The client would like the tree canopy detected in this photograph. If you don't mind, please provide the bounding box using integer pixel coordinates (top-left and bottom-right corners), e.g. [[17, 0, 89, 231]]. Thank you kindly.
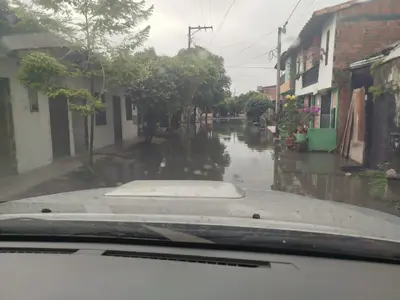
[[15, 0, 153, 163]]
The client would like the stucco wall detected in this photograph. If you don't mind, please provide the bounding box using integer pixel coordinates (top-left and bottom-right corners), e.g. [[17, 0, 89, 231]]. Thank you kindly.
[[89, 81, 138, 150], [0, 58, 53, 173], [90, 79, 114, 149], [121, 95, 138, 141]]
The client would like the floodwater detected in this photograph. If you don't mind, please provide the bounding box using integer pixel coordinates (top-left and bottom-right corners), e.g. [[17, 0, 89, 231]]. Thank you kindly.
[[17, 119, 400, 216]]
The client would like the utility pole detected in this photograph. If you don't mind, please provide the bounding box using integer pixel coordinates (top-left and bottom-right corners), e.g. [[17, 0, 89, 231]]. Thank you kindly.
[[188, 25, 213, 48], [275, 24, 286, 133], [186, 25, 213, 124]]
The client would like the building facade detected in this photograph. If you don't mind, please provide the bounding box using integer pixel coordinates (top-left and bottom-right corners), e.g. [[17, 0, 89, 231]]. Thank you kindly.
[[0, 40, 138, 177], [278, 0, 400, 151]]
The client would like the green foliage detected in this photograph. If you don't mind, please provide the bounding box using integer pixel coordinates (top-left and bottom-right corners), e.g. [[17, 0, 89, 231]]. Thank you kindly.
[[370, 59, 383, 76], [242, 91, 273, 121], [191, 47, 231, 112], [278, 95, 320, 133], [368, 85, 383, 100], [108, 46, 230, 117], [17, 52, 101, 116], [15, 0, 153, 53], [17, 52, 68, 90]]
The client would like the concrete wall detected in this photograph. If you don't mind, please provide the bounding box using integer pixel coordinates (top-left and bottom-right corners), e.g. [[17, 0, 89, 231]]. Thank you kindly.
[[295, 14, 337, 96], [121, 95, 138, 141], [0, 58, 53, 174], [318, 14, 336, 91], [89, 81, 138, 150], [5, 68, 137, 174]]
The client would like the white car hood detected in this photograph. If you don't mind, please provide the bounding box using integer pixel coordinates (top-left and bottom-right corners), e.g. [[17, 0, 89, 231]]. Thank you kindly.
[[1, 180, 400, 242]]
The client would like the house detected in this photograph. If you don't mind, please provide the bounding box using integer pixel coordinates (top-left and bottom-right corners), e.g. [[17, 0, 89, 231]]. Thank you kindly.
[[257, 85, 277, 100], [348, 41, 400, 168], [0, 33, 138, 178], [278, 0, 400, 151]]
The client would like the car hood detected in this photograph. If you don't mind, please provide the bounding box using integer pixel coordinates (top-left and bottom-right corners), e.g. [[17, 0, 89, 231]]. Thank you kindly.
[[1, 180, 400, 242]]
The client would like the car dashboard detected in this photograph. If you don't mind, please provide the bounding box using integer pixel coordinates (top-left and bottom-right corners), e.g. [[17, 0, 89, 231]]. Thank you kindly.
[[0, 241, 399, 300]]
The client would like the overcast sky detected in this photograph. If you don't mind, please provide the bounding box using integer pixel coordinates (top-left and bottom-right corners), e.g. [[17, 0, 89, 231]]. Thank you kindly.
[[141, 0, 347, 94]]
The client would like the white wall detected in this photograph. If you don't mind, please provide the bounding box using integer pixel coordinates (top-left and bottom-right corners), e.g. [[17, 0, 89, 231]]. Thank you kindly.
[[90, 79, 114, 149], [295, 14, 337, 97], [90, 81, 138, 150], [318, 14, 336, 90], [64, 77, 90, 156], [120, 94, 138, 141], [66, 78, 138, 151], [0, 58, 53, 173]]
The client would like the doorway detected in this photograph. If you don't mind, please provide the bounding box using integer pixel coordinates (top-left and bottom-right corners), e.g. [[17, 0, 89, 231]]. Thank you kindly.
[[320, 92, 332, 128], [113, 96, 123, 144], [0, 78, 17, 177], [49, 97, 71, 158]]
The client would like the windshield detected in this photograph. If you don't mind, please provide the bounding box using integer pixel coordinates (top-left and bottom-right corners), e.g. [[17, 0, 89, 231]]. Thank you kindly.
[[0, 0, 400, 256]]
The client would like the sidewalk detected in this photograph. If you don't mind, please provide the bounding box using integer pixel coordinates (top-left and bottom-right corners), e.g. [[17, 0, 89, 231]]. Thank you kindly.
[[0, 137, 143, 202]]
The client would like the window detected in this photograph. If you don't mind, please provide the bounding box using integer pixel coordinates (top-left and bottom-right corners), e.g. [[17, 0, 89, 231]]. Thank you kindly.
[[325, 30, 330, 66], [125, 96, 133, 120], [28, 87, 39, 112], [95, 93, 107, 126], [296, 57, 300, 73]]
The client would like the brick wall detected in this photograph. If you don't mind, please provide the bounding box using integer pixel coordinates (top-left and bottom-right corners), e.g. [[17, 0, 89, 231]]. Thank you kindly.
[[334, 0, 400, 70], [334, 0, 400, 142], [260, 86, 277, 100]]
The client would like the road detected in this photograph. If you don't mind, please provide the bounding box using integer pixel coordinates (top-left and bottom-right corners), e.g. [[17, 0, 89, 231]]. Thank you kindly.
[[15, 119, 400, 216]]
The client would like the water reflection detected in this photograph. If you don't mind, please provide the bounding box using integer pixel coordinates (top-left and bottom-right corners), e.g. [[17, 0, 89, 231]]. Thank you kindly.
[[134, 124, 231, 181], [15, 119, 400, 216]]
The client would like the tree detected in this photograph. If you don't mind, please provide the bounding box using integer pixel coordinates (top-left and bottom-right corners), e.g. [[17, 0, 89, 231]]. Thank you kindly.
[[191, 47, 231, 121], [243, 91, 273, 122], [15, 0, 153, 164], [116, 48, 183, 142], [173, 47, 213, 123]]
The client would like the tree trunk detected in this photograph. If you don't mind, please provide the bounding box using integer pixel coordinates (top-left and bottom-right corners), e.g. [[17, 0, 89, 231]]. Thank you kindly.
[[192, 106, 197, 123], [205, 109, 208, 124], [89, 77, 95, 165]]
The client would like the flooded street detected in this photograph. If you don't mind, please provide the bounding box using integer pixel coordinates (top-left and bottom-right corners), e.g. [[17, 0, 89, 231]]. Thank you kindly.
[[16, 119, 400, 216]]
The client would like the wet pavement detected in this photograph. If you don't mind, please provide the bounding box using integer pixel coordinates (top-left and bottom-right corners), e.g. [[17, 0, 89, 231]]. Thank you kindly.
[[13, 119, 400, 216]]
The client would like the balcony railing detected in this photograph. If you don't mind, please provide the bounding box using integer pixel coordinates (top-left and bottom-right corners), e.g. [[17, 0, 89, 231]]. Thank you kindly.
[[302, 64, 319, 88]]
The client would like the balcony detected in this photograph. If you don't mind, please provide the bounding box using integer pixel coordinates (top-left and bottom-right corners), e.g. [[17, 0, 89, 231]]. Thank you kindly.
[[302, 64, 319, 88]]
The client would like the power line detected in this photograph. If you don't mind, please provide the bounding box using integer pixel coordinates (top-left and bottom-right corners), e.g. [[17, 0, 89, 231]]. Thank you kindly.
[[199, 0, 205, 24], [226, 66, 276, 69], [217, 30, 274, 50], [208, 0, 237, 46], [284, 0, 304, 26], [290, 0, 316, 30], [235, 30, 275, 54], [252, 47, 276, 60], [248, 0, 306, 60]]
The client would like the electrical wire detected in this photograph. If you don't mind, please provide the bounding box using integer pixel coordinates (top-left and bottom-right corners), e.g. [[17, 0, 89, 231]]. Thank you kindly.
[[289, 0, 316, 30], [284, 0, 304, 26], [208, 0, 237, 46], [226, 66, 276, 69], [239, 0, 306, 61], [199, 0, 205, 24], [235, 30, 275, 54]]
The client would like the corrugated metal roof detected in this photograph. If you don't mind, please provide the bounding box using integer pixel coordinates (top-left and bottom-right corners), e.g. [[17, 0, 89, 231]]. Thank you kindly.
[[349, 40, 400, 68], [1, 32, 69, 52], [383, 44, 400, 64]]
